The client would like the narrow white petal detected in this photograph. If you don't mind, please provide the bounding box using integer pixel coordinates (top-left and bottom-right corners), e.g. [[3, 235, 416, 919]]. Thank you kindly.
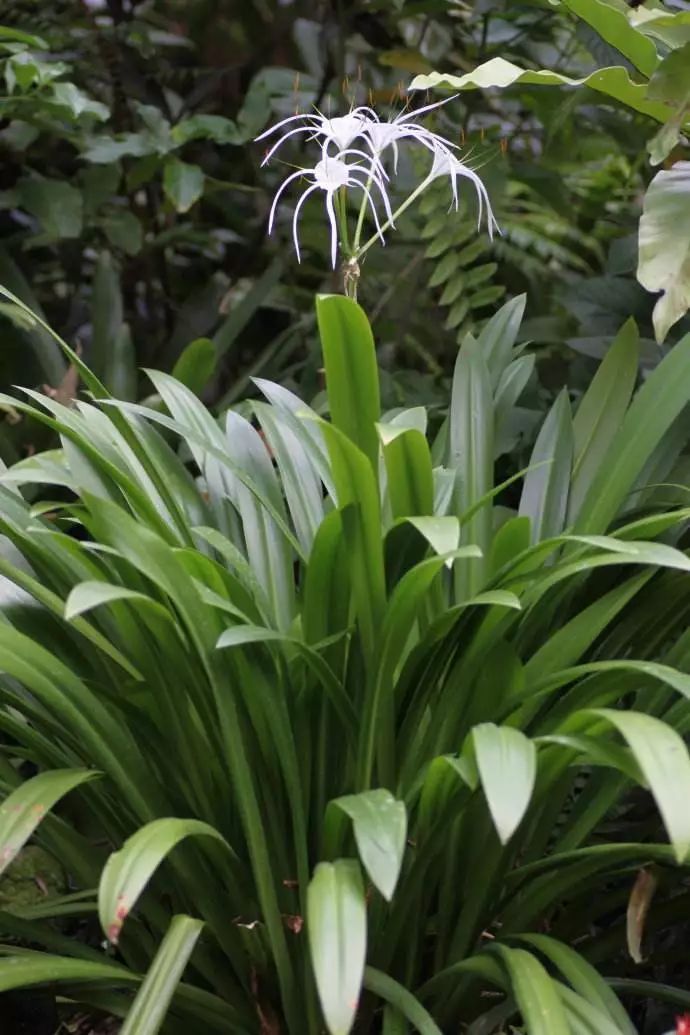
[[255, 112, 318, 141], [291, 183, 319, 262], [268, 168, 309, 234], [397, 94, 459, 122], [261, 125, 318, 165], [352, 180, 386, 245], [324, 189, 339, 268]]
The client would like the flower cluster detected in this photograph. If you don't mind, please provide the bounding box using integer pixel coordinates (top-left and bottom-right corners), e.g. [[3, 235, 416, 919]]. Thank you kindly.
[[257, 98, 498, 270]]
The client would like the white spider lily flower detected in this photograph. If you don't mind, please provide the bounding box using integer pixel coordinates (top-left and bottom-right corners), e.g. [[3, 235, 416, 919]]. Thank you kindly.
[[362, 95, 460, 170], [268, 153, 393, 268], [429, 150, 499, 239], [256, 108, 374, 166]]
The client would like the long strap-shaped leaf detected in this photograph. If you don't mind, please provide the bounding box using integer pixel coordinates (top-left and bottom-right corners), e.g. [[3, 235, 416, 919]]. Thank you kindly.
[[120, 915, 204, 1035], [0, 769, 100, 877]]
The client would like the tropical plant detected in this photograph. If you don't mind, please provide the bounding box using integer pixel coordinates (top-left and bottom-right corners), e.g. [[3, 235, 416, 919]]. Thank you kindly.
[[0, 286, 688, 1032]]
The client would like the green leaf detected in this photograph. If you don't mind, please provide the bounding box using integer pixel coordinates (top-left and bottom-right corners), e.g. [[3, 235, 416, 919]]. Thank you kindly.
[[100, 210, 143, 256], [18, 178, 83, 240], [569, 319, 639, 523], [91, 251, 123, 385], [99, 818, 228, 944], [472, 724, 537, 844], [519, 389, 572, 543], [172, 338, 216, 397], [163, 159, 205, 214], [363, 968, 443, 1035], [589, 709, 690, 863], [410, 58, 673, 123], [331, 790, 407, 901], [637, 162, 690, 343], [495, 946, 570, 1035], [647, 41, 690, 105], [379, 425, 434, 520], [514, 934, 636, 1035], [51, 82, 109, 121], [171, 114, 242, 146], [307, 860, 366, 1035], [317, 295, 381, 475], [0, 770, 100, 876], [560, 0, 660, 76], [575, 330, 690, 532], [120, 915, 204, 1035], [450, 336, 493, 595], [477, 294, 526, 390], [64, 581, 169, 622]]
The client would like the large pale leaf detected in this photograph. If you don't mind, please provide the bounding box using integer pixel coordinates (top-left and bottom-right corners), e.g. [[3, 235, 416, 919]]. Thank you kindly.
[[472, 724, 537, 844], [410, 58, 673, 122], [307, 859, 366, 1035], [638, 162, 690, 342], [332, 790, 407, 901], [519, 389, 572, 543]]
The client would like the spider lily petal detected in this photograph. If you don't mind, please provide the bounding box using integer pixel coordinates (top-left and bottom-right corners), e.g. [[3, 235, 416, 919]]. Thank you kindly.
[[267, 155, 390, 268], [429, 151, 499, 238]]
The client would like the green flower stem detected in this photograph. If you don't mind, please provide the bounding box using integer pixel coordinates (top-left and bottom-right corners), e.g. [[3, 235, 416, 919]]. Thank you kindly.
[[352, 169, 376, 254], [355, 172, 434, 261], [336, 186, 351, 258]]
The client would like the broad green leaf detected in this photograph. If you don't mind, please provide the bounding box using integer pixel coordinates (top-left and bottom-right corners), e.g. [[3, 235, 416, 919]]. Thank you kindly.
[[171, 114, 242, 146], [556, 982, 628, 1035], [308, 859, 366, 1035], [172, 338, 216, 397], [647, 41, 690, 105], [519, 389, 572, 543], [450, 336, 493, 595], [91, 251, 124, 385], [18, 177, 83, 240], [472, 724, 537, 844], [100, 210, 143, 256], [569, 319, 639, 523], [574, 330, 690, 532], [410, 59, 673, 123], [317, 295, 381, 474], [319, 422, 386, 661], [332, 790, 407, 901], [494, 946, 570, 1035], [254, 400, 324, 553], [64, 581, 171, 622], [477, 294, 526, 389], [99, 818, 228, 944], [163, 159, 204, 213], [560, 0, 660, 76], [515, 934, 636, 1035], [0, 951, 242, 1028], [379, 424, 434, 519], [405, 516, 461, 560], [0, 770, 100, 876], [51, 82, 109, 121], [637, 162, 690, 343], [590, 709, 690, 862], [363, 967, 443, 1035], [120, 915, 204, 1035]]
